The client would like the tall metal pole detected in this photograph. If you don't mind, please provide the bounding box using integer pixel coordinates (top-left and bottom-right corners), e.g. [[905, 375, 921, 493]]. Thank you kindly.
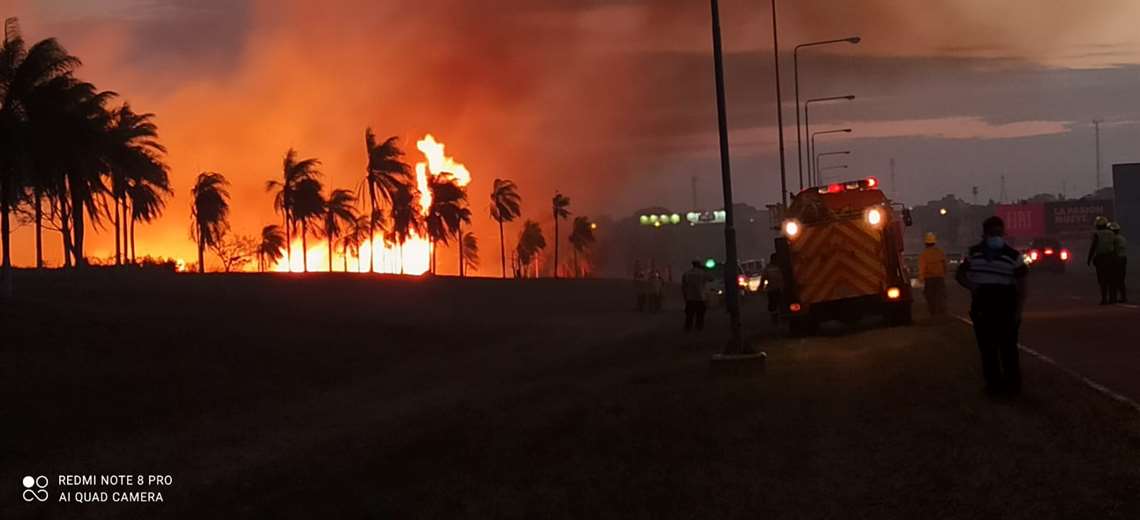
[[794, 49, 803, 193], [772, 0, 788, 207], [1094, 119, 1102, 191], [709, 0, 745, 352]]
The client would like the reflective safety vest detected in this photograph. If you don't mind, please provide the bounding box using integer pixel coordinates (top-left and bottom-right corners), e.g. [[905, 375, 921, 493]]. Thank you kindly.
[[959, 243, 1027, 287], [919, 247, 946, 279]]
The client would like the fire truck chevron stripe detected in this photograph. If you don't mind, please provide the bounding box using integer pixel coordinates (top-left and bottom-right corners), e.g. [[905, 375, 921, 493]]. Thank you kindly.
[[791, 219, 886, 304]]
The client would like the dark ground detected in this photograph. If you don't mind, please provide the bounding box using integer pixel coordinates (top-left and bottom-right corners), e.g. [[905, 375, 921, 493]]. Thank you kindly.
[[3, 269, 1140, 519]]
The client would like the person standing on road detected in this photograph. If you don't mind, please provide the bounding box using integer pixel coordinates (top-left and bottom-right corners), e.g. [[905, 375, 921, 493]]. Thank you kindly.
[[1088, 216, 1118, 305], [919, 232, 948, 316], [956, 216, 1028, 395], [762, 253, 785, 325], [682, 260, 710, 331], [1110, 222, 1128, 303]]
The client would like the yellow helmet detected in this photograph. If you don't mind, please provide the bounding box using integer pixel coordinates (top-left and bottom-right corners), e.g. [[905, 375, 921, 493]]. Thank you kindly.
[[924, 232, 937, 245], [1095, 216, 1109, 227], [1108, 222, 1121, 232]]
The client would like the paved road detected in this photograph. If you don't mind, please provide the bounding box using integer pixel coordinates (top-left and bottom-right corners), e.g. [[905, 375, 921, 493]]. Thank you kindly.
[[947, 264, 1140, 402]]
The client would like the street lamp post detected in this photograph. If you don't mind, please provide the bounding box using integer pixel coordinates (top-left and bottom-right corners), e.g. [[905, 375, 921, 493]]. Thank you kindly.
[[814, 150, 851, 182], [794, 36, 860, 192], [810, 128, 852, 185], [770, 0, 788, 207], [804, 96, 854, 186], [708, 0, 747, 354]]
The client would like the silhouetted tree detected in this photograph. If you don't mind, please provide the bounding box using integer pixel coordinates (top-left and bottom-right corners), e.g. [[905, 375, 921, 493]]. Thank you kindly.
[[426, 173, 471, 274], [516, 219, 546, 278], [1, 18, 81, 281], [291, 177, 325, 272], [106, 103, 168, 265], [568, 216, 596, 277], [489, 178, 521, 278], [190, 172, 230, 273], [211, 234, 255, 273], [340, 215, 370, 272], [551, 192, 571, 277], [127, 179, 169, 264], [461, 231, 478, 277], [362, 128, 411, 272], [389, 182, 423, 274], [321, 188, 357, 271], [257, 224, 286, 272], [267, 149, 320, 271]]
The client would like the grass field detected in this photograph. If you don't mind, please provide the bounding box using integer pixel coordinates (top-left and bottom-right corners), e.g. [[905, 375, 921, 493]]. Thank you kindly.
[[4, 269, 1140, 519]]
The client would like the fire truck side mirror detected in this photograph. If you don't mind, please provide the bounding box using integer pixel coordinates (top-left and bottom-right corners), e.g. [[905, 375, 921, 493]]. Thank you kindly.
[[902, 207, 914, 227]]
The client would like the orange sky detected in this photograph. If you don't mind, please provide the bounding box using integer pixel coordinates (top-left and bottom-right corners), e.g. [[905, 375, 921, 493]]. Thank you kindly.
[[8, 0, 1140, 270]]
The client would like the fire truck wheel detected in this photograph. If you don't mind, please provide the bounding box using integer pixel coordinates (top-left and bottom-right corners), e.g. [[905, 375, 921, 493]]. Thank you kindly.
[[887, 302, 913, 326], [789, 316, 817, 337]]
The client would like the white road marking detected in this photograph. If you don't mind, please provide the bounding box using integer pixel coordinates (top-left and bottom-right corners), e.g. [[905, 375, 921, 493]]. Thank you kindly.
[[1115, 303, 1139, 309], [953, 315, 1140, 414]]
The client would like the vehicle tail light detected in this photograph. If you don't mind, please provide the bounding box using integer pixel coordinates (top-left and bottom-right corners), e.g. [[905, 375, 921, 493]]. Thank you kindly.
[[1029, 250, 1039, 261], [1060, 249, 1070, 261], [886, 287, 901, 300], [789, 303, 802, 313], [738, 275, 747, 287], [1044, 248, 1054, 255]]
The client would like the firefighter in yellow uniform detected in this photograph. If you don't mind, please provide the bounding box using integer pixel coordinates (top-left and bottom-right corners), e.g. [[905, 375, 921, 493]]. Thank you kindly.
[[1088, 216, 1117, 304], [919, 232, 948, 315]]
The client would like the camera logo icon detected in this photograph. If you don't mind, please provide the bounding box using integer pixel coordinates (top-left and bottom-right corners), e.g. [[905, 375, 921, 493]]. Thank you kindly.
[[22, 475, 49, 502]]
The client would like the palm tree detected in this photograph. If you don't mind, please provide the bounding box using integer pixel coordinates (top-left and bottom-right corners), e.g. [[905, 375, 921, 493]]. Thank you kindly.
[[568, 216, 596, 278], [321, 188, 357, 271], [105, 103, 168, 265], [516, 220, 546, 278], [389, 182, 423, 274], [362, 128, 411, 272], [190, 172, 230, 273], [489, 178, 521, 278], [460, 231, 478, 277], [551, 192, 571, 278], [425, 173, 471, 274], [291, 177, 325, 272], [1, 19, 81, 277], [127, 180, 169, 263], [339, 215, 370, 272], [266, 149, 320, 271], [257, 224, 287, 272]]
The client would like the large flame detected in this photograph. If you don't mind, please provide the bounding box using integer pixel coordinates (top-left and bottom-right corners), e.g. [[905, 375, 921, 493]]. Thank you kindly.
[[273, 134, 470, 274]]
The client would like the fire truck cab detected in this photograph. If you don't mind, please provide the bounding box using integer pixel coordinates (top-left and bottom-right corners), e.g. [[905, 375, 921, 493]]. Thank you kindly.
[[775, 177, 913, 335]]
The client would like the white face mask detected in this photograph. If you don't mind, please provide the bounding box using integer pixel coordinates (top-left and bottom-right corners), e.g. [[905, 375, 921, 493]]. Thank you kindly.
[[985, 236, 1005, 249]]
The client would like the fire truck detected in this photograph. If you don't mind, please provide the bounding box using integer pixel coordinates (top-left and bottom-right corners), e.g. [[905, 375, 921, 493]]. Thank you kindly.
[[774, 177, 914, 335]]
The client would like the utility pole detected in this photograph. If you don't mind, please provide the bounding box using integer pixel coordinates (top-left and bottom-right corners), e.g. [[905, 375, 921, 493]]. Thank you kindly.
[[1061, 179, 1068, 200], [770, 0, 788, 208], [999, 174, 1008, 203], [1093, 119, 1103, 191], [971, 185, 979, 205]]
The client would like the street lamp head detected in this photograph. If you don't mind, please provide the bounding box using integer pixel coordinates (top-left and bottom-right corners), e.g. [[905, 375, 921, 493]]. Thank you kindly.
[[847, 36, 862, 44], [841, 128, 852, 133], [844, 95, 855, 100]]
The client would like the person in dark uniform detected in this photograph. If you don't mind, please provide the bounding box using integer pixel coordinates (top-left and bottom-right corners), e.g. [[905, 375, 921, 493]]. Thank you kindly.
[[681, 260, 710, 331], [1088, 216, 1117, 304], [956, 216, 1029, 395]]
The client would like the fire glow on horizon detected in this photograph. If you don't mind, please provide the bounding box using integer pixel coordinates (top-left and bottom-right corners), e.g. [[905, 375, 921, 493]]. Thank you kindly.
[[272, 134, 471, 275]]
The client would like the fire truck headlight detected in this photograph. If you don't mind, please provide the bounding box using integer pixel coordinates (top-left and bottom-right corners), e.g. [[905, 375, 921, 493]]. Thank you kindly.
[[866, 208, 883, 226], [783, 220, 801, 238], [886, 287, 901, 300]]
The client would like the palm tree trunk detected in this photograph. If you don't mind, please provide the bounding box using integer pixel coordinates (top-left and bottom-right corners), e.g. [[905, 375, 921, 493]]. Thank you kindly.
[[0, 175, 11, 292], [33, 187, 44, 267], [554, 217, 559, 279], [499, 220, 506, 279], [457, 226, 463, 277], [197, 232, 205, 274], [301, 221, 309, 272], [59, 197, 73, 268], [70, 186, 86, 269], [431, 241, 436, 275], [328, 232, 334, 272], [342, 243, 349, 272], [283, 212, 291, 272], [114, 196, 121, 266], [130, 213, 137, 264], [368, 184, 377, 273]]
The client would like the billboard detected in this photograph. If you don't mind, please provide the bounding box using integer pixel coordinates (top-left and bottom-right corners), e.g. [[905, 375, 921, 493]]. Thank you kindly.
[[1045, 199, 1115, 236], [995, 204, 1045, 238], [1114, 163, 1140, 239]]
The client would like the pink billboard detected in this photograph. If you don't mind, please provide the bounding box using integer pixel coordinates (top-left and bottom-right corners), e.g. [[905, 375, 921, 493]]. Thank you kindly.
[[995, 204, 1046, 238]]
